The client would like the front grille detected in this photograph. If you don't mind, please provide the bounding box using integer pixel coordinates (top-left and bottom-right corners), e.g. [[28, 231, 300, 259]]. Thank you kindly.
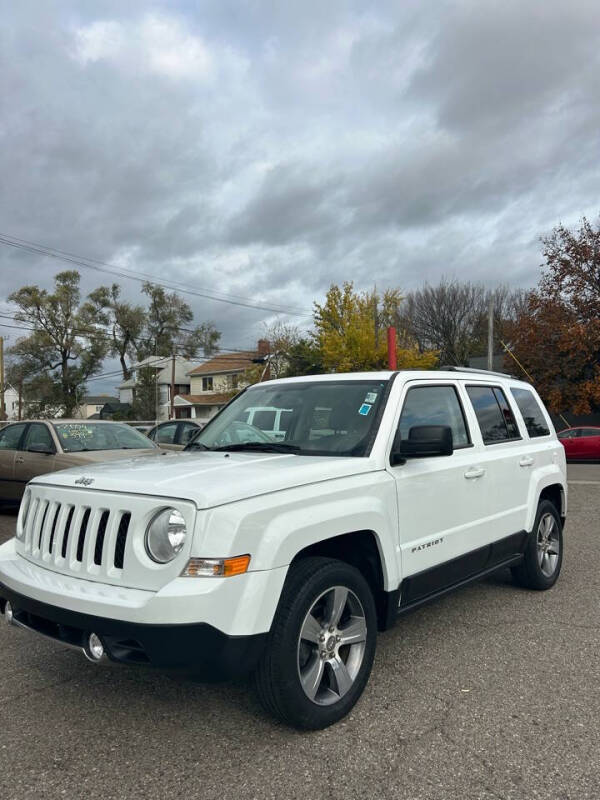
[[16, 485, 194, 591], [22, 499, 132, 577]]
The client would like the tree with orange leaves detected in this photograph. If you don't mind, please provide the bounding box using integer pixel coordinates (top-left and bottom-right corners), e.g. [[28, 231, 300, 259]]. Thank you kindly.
[[507, 217, 600, 415]]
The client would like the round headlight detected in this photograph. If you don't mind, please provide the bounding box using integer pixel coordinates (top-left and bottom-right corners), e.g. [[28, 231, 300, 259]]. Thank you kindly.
[[145, 508, 187, 564]]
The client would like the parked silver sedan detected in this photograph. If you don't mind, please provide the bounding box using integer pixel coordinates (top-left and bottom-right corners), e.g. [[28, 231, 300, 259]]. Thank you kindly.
[[0, 420, 164, 502]]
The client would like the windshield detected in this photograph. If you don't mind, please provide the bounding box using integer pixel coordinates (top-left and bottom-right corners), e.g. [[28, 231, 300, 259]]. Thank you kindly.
[[53, 422, 157, 453], [186, 380, 389, 457]]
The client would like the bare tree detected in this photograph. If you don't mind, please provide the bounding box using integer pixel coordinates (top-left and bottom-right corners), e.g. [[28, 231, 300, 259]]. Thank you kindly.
[[260, 320, 303, 379], [401, 279, 527, 365]]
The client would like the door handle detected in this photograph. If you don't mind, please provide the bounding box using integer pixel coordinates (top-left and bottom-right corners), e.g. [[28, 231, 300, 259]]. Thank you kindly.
[[15, 457, 24, 463], [519, 456, 534, 467], [464, 467, 485, 479]]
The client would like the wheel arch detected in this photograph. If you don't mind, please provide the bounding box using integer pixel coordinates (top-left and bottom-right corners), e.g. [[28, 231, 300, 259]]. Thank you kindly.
[[539, 483, 566, 521], [290, 530, 398, 631]]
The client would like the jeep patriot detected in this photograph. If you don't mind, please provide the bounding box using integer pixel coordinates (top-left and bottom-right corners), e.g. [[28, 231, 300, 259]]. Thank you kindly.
[[0, 369, 566, 729]]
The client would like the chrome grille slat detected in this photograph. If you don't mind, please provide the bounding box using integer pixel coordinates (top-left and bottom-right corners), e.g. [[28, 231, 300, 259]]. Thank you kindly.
[[31, 499, 48, 557], [59, 505, 75, 562], [48, 503, 61, 555], [66, 506, 86, 567], [24, 497, 40, 553], [39, 501, 57, 560], [50, 504, 69, 564], [102, 511, 121, 576], [81, 508, 101, 571]]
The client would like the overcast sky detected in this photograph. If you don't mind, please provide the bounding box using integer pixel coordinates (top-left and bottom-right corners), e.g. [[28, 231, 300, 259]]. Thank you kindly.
[[2, 1, 600, 392]]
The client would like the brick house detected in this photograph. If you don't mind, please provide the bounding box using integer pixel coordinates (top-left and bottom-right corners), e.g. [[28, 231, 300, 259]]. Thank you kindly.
[[173, 340, 270, 421]]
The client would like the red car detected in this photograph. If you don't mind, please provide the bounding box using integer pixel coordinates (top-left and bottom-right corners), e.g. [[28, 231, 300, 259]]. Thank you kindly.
[[557, 426, 600, 461]]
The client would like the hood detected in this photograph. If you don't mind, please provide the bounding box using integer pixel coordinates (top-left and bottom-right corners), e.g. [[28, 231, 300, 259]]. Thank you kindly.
[[57, 448, 163, 467], [31, 450, 377, 509]]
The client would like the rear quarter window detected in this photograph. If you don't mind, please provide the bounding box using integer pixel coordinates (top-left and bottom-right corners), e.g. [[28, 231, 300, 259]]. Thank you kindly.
[[510, 388, 551, 437]]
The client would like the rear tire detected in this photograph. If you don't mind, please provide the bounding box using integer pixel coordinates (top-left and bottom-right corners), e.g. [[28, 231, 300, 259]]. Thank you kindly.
[[254, 556, 377, 730], [512, 500, 563, 590]]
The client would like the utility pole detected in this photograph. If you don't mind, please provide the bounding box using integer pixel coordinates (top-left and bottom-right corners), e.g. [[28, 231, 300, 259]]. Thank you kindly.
[[487, 296, 494, 371], [18, 379, 23, 421], [170, 350, 176, 420], [0, 337, 5, 421], [155, 358, 160, 424]]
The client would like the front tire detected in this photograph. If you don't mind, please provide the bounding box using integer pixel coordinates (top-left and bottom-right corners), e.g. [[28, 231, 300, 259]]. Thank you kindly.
[[512, 500, 563, 590], [254, 557, 377, 730]]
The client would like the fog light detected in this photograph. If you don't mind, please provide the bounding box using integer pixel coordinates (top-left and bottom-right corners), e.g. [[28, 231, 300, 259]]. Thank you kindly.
[[4, 601, 13, 625], [84, 632, 105, 662]]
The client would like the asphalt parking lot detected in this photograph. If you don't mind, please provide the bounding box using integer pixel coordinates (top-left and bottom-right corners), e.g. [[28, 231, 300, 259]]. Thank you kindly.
[[0, 465, 599, 800]]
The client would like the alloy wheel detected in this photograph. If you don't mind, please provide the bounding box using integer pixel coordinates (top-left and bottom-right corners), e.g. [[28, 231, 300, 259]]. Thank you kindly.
[[297, 585, 367, 706], [537, 512, 560, 578]]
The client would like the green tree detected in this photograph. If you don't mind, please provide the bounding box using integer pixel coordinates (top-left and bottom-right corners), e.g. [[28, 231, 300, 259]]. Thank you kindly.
[[131, 365, 158, 420], [283, 338, 325, 377], [9, 271, 108, 416], [85, 284, 146, 380], [138, 283, 220, 359], [314, 282, 438, 372]]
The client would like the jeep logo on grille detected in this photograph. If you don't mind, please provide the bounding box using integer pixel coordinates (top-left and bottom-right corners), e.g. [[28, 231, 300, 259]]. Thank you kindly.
[[74, 477, 94, 486]]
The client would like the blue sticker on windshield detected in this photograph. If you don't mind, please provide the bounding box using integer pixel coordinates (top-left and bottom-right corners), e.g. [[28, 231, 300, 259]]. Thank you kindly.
[[358, 403, 372, 416]]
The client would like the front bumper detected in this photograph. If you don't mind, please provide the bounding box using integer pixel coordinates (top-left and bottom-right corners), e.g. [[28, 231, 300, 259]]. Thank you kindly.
[[0, 539, 288, 678], [0, 583, 267, 679]]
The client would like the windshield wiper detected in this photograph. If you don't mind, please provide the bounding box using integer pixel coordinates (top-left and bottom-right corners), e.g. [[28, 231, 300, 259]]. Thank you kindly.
[[211, 442, 301, 454]]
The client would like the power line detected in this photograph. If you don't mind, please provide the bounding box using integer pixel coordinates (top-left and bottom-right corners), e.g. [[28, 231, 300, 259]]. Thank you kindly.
[[0, 232, 312, 317], [0, 312, 261, 355]]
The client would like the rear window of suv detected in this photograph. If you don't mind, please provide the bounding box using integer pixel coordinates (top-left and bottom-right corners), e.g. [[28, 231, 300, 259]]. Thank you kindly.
[[510, 388, 550, 437], [466, 386, 520, 444]]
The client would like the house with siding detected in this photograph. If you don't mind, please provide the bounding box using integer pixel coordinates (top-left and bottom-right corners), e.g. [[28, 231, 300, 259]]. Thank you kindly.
[[117, 355, 195, 421], [76, 395, 119, 419], [173, 340, 269, 421]]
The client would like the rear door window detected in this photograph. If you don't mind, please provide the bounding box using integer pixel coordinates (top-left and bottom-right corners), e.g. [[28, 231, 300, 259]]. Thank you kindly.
[[510, 388, 550, 437], [398, 385, 470, 448], [23, 423, 55, 452], [466, 386, 520, 444], [0, 423, 27, 450]]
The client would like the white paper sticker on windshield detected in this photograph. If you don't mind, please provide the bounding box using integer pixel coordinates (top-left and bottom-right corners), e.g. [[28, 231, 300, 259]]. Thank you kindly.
[[59, 424, 94, 440], [365, 392, 378, 404]]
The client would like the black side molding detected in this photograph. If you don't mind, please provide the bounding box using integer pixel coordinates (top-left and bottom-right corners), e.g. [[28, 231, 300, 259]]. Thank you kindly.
[[397, 530, 527, 616]]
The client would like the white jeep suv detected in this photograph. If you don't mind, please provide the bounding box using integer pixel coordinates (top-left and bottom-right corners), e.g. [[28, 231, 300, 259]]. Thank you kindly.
[[0, 369, 566, 729]]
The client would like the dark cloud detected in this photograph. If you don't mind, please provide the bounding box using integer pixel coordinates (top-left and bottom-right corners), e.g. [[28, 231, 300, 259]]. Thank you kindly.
[[1, 0, 600, 395]]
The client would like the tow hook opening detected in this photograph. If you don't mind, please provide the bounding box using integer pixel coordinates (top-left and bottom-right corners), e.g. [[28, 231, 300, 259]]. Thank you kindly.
[[83, 632, 105, 663]]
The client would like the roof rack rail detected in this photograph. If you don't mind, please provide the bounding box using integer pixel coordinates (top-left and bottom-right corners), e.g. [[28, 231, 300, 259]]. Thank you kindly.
[[440, 365, 518, 379]]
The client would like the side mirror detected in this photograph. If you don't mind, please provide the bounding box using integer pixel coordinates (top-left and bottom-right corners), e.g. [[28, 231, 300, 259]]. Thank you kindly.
[[391, 425, 453, 464], [28, 443, 54, 455]]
